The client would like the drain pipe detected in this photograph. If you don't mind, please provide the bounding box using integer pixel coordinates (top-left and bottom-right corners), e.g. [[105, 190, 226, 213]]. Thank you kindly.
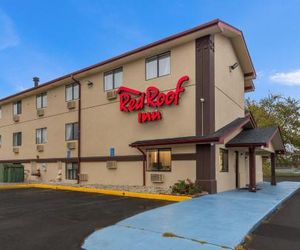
[[71, 75, 81, 184], [137, 147, 146, 186]]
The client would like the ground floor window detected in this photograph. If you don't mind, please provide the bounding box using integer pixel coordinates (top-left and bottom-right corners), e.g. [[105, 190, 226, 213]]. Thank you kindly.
[[146, 148, 171, 171], [219, 148, 229, 172], [65, 163, 78, 180]]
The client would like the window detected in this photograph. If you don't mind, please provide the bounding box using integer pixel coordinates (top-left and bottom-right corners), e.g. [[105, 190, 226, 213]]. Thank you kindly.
[[13, 101, 22, 115], [36, 128, 47, 144], [13, 132, 22, 147], [65, 123, 79, 141], [219, 148, 229, 172], [104, 67, 123, 91], [0, 106, 2, 119], [146, 52, 170, 80], [0, 135, 2, 147], [146, 148, 171, 171], [65, 83, 79, 102], [36, 92, 48, 109], [66, 163, 78, 180]]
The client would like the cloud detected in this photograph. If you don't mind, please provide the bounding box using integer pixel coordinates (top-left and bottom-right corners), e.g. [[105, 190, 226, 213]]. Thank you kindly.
[[270, 69, 300, 86], [0, 9, 20, 50]]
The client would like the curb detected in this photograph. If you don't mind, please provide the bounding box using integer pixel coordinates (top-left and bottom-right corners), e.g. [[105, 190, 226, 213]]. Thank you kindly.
[[0, 183, 191, 202]]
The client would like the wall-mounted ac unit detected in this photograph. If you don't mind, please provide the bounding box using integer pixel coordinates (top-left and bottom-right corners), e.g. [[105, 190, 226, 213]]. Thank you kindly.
[[106, 161, 117, 169], [67, 142, 76, 150], [151, 174, 165, 183], [79, 173, 88, 181], [13, 115, 20, 122], [13, 147, 19, 154], [36, 145, 44, 152], [37, 109, 45, 117], [67, 101, 76, 109], [106, 90, 117, 100]]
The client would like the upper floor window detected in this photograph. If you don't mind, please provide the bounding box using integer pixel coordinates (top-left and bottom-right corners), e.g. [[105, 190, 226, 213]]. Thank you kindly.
[[219, 148, 229, 172], [104, 67, 123, 91], [36, 92, 48, 109], [146, 148, 171, 172], [36, 128, 48, 144], [0, 106, 2, 119], [13, 132, 22, 147], [146, 52, 170, 80], [66, 83, 79, 102], [13, 101, 22, 115], [65, 122, 79, 141]]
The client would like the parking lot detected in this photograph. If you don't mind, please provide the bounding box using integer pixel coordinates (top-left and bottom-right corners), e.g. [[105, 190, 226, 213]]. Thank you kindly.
[[246, 188, 300, 250], [0, 188, 171, 250]]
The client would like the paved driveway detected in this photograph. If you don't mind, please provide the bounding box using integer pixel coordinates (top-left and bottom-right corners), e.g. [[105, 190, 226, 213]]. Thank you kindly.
[[0, 188, 171, 250], [83, 182, 300, 250], [246, 188, 300, 250]]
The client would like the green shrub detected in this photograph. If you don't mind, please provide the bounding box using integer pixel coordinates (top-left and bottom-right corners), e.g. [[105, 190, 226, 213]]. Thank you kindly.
[[171, 179, 202, 195]]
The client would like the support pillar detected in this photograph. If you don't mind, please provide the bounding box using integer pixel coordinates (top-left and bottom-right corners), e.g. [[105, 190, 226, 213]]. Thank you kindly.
[[249, 147, 256, 192], [270, 153, 276, 186]]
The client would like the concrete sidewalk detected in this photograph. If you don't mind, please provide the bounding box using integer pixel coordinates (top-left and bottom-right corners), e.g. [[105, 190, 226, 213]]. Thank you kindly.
[[83, 182, 300, 250]]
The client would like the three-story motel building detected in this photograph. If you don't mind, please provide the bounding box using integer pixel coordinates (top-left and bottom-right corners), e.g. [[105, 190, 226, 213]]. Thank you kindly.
[[0, 19, 284, 193]]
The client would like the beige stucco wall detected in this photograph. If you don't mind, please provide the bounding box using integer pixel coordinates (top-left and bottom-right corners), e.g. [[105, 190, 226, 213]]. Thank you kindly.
[[214, 34, 245, 130], [0, 40, 196, 188]]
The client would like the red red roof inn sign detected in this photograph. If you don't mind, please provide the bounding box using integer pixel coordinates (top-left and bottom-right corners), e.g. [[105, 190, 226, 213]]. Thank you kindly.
[[117, 76, 189, 123]]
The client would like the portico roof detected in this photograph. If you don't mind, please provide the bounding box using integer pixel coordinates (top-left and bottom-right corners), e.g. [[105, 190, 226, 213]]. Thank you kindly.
[[130, 115, 254, 147], [226, 127, 285, 153]]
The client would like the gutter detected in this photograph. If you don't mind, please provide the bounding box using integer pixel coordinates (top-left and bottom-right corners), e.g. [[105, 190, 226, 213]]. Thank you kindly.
[[71, 75, 81, 184]]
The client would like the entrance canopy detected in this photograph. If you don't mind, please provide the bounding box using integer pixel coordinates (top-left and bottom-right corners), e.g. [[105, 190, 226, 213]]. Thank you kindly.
[[226, 127, 285, 154]]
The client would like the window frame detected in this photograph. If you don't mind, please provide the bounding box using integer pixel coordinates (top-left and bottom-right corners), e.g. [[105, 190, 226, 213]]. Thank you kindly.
[[36, 127, 48, 144], [65, 162, 78, 180], [65, 122, 79, 141], [146, 148, 172, 172], [219, 148, 229, 172], [145, 52, 171, 80], [65, 83, 79, 102], [103, 67, 123, 91], [13, 132, 22, 147], [36, 92, 48, 109], [13, 101, 22, 115]]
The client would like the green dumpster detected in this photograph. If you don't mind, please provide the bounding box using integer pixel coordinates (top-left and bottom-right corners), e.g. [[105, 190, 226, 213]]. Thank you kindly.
[[0, 164, 24, 183]]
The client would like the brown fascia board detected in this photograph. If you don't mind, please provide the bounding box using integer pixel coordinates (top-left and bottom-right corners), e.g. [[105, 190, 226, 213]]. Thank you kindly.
[[0, 19, 255, 104], [226, 142, 267, 148], [130, 137, 220, 148]]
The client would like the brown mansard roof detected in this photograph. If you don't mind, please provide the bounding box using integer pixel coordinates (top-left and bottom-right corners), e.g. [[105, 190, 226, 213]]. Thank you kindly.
[[0, 19, 256, 105], [130, 115, 254, 147]]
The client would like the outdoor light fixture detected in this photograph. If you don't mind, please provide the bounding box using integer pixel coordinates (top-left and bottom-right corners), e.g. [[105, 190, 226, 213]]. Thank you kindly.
[[229, 62, 239, 72], [87, 80, 94, 88]]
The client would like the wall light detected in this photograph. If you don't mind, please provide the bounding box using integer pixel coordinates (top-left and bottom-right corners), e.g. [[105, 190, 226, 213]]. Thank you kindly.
[[87, 80, 94, 88], [229, 62, 239, 72]]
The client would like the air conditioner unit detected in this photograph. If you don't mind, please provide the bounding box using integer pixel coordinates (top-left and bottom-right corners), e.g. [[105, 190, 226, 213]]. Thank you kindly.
[[36, 144, 44, 152], [13, 115, 20, 122], [13, 147, 19, 154], [106, 161, 117, 169], [78, 173, 88, 181], [37, 109, 45, 117], [106, 90, 117, 100], [151, 174, 165, 183], [67, 142, 76, 150], [67, 101, 76, 109]]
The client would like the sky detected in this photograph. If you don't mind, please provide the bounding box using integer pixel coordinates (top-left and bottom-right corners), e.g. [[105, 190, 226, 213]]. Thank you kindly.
[[0, 0, 300, 100]]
